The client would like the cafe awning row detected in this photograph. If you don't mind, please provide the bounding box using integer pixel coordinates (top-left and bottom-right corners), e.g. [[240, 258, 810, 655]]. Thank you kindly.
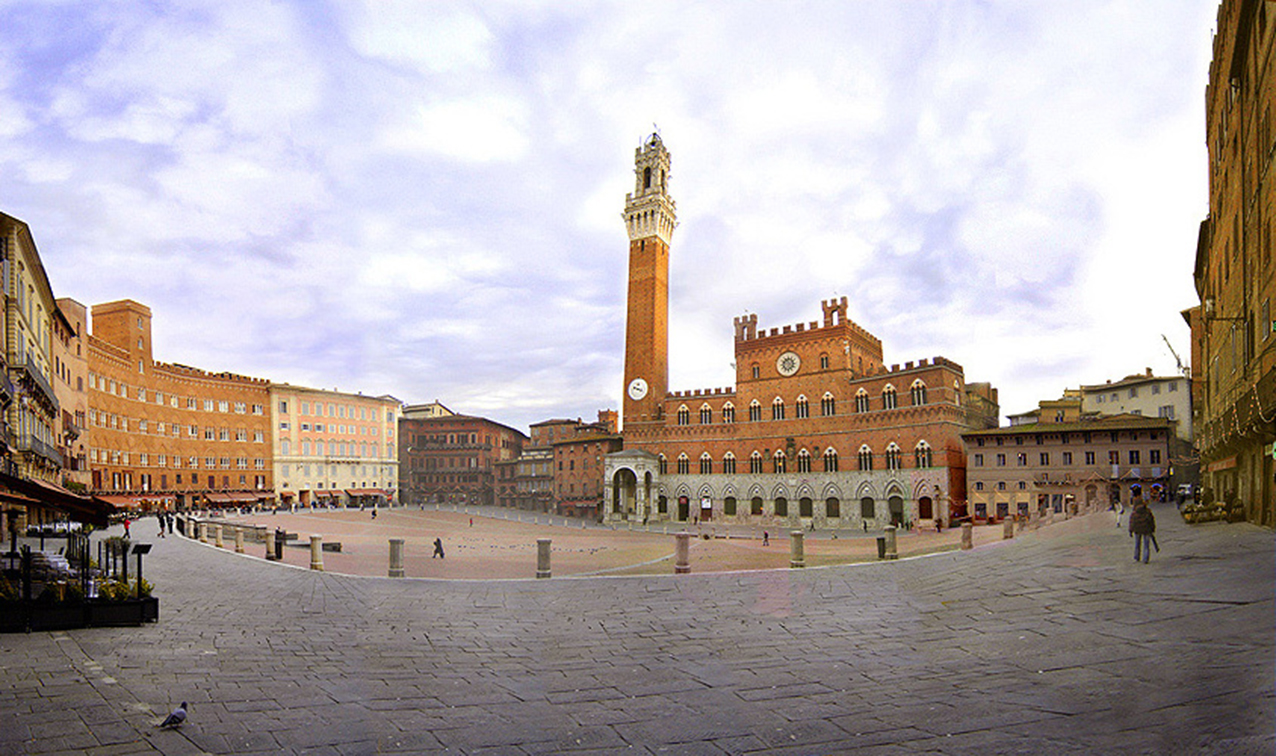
[[205, 492, 268, 504], [345, 489, 388, 497], [96, 495, 142, 509], [0, 470, 114, 527]]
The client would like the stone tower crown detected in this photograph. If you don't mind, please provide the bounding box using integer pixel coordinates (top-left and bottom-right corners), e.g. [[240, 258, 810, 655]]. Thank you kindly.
[[733, 313, 758, 342], [623, 132, 677, 245], [822, 297, 848, 327]]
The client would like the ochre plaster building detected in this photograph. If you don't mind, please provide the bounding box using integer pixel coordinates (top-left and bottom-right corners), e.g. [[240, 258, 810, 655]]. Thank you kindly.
[[270, 385, 401, 508], [53, 297, 89, 491], [604, 135, 996, 528]]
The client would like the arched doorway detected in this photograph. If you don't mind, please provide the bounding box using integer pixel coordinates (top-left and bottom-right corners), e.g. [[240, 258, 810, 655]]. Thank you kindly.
[[826, 497, 840, 518], [888, 495, 904, 525], [799, 497, 813, 518], [611, 469, 636, 514], [677, 495, 689, 521], [918, 496, 933, 520]]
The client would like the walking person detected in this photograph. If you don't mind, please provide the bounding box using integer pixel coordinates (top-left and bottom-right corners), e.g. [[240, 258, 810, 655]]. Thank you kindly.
[[432, 537, 445, 559], [1128, 492, 1156, 564]]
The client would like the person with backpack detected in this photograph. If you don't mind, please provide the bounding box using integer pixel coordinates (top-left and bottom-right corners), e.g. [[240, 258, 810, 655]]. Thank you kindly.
[[1128, 490, 1157, 564]]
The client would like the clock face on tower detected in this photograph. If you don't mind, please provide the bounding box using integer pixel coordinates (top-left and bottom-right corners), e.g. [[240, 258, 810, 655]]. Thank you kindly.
[[776, 351, 801, 377], [627, 377, 649, 400]]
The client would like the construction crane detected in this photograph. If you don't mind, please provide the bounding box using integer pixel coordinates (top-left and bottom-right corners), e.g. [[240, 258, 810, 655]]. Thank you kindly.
[[1162, 334, 1189, 378]]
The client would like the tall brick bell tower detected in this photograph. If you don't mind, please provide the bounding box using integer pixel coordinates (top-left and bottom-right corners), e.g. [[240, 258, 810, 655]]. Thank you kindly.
[[621, 133, 677, 429]]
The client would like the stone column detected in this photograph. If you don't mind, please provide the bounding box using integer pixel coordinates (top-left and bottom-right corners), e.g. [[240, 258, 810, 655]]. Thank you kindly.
[[884, 524, 898, 559], [635, 478, 648, 523], [789, 530, 805, 568], [536, 538, 552, 579], [198, 521, 208, 544], [234, 526, 245, 554], [961, 521, 973, 550], [388, 538, 404, 578], [265, 529, 277, 561], [309, 535, 324, 571], [1003, 519, 1014, 540], [214, 524, 224, 548], [674, 532, 691, 574]]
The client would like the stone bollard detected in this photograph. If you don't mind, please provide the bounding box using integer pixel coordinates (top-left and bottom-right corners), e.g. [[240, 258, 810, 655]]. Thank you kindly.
[[674, 531, 691, 574], [234, 526, 245, 554], [789, 530, 806, 568], [214, 524, 224, 548], [961, 521, 973, 550], [310, 535, 324, 571], [198, 521, 209, 544], [884, 524, 898, 559], [265, 529, 278, 561], [536, 538, 552, 579], [388, 538, 404, 578], [1003, 519, 1014, 540]]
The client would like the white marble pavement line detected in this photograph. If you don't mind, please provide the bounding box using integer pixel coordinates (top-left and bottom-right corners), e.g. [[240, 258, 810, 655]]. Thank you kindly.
[[0, 504, 1271, 755]]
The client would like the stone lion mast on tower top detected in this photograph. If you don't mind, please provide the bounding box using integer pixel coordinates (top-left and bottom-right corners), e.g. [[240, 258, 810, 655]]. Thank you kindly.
[[621, 133, 677, 429]]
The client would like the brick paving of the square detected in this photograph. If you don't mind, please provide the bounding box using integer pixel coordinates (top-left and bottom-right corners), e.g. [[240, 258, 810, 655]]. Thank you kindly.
[[1, 501, 1271, 755]]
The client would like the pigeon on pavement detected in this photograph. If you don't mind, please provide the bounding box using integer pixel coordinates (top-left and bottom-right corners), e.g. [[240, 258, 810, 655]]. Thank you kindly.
[[159, 702, 187, 728]]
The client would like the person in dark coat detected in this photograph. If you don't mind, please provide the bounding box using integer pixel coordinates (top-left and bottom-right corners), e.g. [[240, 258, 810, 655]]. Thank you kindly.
[[1128, 496, 1156, 564], [432, 537, 445, 559]]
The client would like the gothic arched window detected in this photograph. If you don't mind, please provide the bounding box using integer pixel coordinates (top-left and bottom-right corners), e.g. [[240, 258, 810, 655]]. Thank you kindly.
[[886, 443, 902, 470], [882, 385, 898, 410], [915, 441, 933, 469], [911, 380, 927, 406]]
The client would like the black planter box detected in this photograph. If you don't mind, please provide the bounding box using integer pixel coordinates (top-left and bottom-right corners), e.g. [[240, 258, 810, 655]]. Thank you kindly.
[[1, 597, 159, 632]]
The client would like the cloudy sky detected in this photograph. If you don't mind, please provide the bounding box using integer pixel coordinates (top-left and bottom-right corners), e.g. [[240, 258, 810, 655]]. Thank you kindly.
[[1, 1, 1218, 432]]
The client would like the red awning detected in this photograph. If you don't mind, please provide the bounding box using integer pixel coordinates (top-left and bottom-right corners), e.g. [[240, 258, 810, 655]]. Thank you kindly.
[[0, 470, 114, 527], [96, 495, 142, 509], [345, 489, 386, 497], [205, 493, 234, 504]]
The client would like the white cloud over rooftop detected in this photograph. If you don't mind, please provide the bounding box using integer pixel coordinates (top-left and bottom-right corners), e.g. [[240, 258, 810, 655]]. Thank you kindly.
[[0, 0, 1216, 429]]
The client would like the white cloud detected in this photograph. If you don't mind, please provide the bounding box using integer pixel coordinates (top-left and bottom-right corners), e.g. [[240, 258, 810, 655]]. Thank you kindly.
[[382, 96, 529, 163], [0, 0, 1219, 430], [341, 2, 494, 74]]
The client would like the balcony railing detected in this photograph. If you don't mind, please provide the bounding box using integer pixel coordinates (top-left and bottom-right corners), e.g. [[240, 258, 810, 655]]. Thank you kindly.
[[9, 355, 58, 413], [16, 434, 63, 468]]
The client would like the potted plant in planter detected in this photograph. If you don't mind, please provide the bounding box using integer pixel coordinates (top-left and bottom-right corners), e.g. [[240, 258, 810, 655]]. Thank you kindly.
[[85, 578, 158, 626]]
